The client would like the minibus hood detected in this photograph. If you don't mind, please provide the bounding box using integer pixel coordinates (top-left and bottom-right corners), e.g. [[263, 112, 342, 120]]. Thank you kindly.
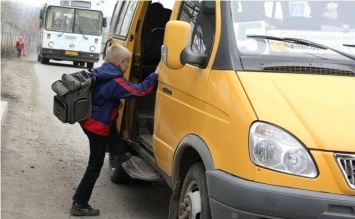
[[238, 72, 355, 152]]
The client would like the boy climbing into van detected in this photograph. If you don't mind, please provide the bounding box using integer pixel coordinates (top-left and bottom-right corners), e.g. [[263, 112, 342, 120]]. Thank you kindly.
[[70, 44, 159, 216]]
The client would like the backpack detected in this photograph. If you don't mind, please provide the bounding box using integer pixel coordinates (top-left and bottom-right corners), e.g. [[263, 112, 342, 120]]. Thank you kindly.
[[51, 70, 96, 124]]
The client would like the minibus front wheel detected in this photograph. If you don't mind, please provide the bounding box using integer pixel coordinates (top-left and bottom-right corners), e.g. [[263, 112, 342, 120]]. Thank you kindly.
[[178, 162, 211, 219]]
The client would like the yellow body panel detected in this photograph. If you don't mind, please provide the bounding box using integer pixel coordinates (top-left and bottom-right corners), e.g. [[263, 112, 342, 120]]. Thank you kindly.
[[107, 1, 355, 203], [152, 1, 355, 196], [238, 72, 355, 151], [253, 151, 355, 195]]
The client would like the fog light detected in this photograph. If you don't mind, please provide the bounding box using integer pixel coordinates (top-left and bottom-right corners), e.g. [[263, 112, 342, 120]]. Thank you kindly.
[[90, 46, 96, 52], [48, 42, 54, 47]]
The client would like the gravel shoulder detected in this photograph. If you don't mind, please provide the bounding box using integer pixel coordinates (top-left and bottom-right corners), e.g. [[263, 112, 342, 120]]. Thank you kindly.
[[1, 57, 87, 218]]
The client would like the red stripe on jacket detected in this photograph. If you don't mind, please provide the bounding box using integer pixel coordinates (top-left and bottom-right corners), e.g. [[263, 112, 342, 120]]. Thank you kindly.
[[80, 118, 111, 136], [114, 77, 155, 96]]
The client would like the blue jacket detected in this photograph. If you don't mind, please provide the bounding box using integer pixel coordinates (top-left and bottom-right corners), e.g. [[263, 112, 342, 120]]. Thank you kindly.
[[80, 62, 158, 136]]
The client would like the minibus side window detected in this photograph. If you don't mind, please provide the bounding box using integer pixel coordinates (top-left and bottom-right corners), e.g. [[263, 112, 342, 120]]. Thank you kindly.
[[179, 1, 216, 60], [110, 1, 123, 32], [113, 1, 138, 40]]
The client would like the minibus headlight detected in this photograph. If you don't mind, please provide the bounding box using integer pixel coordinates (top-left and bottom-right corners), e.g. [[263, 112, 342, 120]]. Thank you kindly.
[[48, 42, 54, 48], [90, 46, 96, 52], [249, 122, 317, 178]]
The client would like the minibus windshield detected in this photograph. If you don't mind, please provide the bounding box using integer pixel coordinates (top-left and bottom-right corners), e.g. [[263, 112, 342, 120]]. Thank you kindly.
[[231, 1, 355, 61]]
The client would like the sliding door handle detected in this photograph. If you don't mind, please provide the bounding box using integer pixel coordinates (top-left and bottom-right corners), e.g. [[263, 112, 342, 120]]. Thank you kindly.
[[162, 86, 172, 95]]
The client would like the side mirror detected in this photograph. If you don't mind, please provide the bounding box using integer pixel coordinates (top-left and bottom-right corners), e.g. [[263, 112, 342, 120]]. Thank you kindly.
[[102, 17, 107, 28], [103, 37, 112, 59], [180, 46, 207, 68], [161, 20, 207, 69], [161, 20, 191, 70], [39, 9, 44, 19]]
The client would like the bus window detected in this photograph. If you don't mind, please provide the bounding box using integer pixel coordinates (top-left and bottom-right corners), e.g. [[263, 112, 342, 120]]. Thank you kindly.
[[75, 10, 103, 36], [46, 7, 74, 32], [46, 7, 73, 31]]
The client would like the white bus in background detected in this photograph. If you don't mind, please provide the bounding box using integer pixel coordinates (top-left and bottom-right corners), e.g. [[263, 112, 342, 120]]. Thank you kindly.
[[38, 0, 107, 68]]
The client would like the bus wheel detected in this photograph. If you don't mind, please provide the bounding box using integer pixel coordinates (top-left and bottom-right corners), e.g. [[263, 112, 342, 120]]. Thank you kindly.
[[41, 57, 49, 64], [87, 62, 94, 69], [37, 55, 41, 62], [108, 152, 132, 184], [178, 163, 211, 219], [79, 62, 85, 66], [73, 61, 79, 66]]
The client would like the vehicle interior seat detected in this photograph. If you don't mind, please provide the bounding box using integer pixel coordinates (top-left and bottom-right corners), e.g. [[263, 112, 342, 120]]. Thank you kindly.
[[140, 2, 171, 77]]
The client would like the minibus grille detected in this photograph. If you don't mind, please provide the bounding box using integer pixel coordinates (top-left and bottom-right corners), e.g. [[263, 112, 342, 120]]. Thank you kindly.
[[335, 153, 355, 189], [263, 66, 355, 76]]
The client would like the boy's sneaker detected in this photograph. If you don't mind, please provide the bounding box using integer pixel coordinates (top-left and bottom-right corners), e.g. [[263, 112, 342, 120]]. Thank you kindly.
[[111, 152, 132, 168], [70, 203, 100, 216]]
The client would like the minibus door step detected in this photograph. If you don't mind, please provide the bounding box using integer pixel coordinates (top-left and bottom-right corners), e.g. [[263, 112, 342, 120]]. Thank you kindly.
[[122, 155, 160, 181]]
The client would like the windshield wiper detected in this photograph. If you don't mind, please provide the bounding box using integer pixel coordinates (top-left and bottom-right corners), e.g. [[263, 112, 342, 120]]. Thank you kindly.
[[247, 34, 355, 62], [57, 32, 64, 37], [343, 44, 355, 48], [75, 23, 88, 40]]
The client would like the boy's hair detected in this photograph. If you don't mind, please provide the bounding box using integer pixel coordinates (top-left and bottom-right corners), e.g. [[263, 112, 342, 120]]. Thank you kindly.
[[105, 45, 132, 64]]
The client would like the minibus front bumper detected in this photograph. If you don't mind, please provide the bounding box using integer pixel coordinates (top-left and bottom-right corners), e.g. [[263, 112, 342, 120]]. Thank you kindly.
[[206, 170, 355, 219], [41, 48, 100, 62]]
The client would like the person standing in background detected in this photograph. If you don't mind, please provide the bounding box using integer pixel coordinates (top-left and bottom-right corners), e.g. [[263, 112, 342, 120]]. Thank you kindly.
[[15, 36, 25, 59]]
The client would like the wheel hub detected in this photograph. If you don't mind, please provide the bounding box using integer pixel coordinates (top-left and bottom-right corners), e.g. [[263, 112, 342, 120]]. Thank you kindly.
[[179, 190, 201, 219]]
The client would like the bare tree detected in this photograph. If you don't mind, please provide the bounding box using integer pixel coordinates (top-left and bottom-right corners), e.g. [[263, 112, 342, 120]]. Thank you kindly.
[[1, 1, 41, 56], [1, 1, 22, 26]]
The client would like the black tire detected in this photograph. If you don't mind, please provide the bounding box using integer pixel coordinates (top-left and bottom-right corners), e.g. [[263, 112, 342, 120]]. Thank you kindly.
[[87, 62, 94, 69], [133, 179, 153, 185], [37, 55, 41, 62], [108, 152, 132, 184], [40, 57, 49, 64], [73, 61, 79, 66], [178, 162, 211, 219], [79, 61, 85, 66]]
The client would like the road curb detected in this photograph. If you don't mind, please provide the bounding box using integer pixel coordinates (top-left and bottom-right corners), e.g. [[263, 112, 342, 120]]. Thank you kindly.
[[1, 101, 8, 125]]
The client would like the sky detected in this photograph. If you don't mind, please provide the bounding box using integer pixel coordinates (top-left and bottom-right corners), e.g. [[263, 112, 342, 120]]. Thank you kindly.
[[17, 0, 46, 7]]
